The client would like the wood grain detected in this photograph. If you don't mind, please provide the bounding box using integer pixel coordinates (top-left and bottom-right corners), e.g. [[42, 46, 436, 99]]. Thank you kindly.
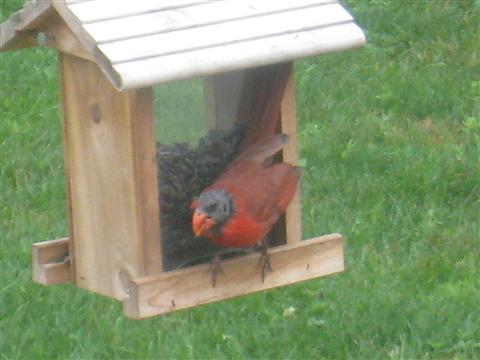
[[82, 0, 329, 43], [37, 11, 93, 60], [0, 0, 52, 51], [2, 0, 365, 91], [58, 53, 77, 284], [67, 0, 209, 23], [98, 4, 352, 64], [53, 1, 123, 87], [32, 237, 71, 285], [281, 72, 302, 244], [123, 233, 343, 319], [128, 88, 163, 277], [114, 22, 365, 89], [59, 54, 162, 300]]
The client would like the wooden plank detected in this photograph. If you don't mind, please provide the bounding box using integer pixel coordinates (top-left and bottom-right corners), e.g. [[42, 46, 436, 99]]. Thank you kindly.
[[113, 22, 365, 89], [123, 233, 343, 319], [0, 27, 36, 52], [11, 1, 52, 31], [128, 88, 163, 277], [59, 54, 162, 300], [84, 0, 332, 43], [0, 1, 52, 51], [58, 53, 77, 284], [36, 11, 94, 60], [52, 1, 120, 85], [203, 70, 248, 130], [99, 3, 352, 64], [52, 1, 99, 54], [32, 237, 71, 285], [67, 0, 210, 24], [1, 9, 93, 59], [281, 72, 302, 244]]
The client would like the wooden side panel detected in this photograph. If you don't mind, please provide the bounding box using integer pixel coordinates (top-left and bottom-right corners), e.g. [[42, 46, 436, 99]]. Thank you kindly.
[[38, 11, 94, 61], [123, 233, 344, 319], [59, 54, 161, 300], [281, 73, 302, 244]]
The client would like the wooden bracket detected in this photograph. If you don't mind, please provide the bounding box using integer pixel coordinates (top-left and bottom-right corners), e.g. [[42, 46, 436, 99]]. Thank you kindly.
[[32, 237, 71, 285], [1, 6, 94, 61], [35, 11, 94, 61], [0, 1, 52, 51], [123, 233, 344, 319]]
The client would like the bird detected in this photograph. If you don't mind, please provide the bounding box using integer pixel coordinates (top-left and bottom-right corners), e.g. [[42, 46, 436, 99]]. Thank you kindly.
[[156, 124, 246, 271], [191, 63, 301, 285]]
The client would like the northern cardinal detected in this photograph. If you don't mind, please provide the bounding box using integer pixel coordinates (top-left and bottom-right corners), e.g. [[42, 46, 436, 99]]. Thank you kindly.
[[157, 125, 245, 270], [191, 63, 301, 284]]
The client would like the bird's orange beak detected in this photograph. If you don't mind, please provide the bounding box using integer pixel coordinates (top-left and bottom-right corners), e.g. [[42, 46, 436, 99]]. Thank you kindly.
[[192, 210, 209, 237]]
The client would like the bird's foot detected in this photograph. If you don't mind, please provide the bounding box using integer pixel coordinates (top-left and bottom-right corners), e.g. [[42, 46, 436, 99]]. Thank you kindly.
[[259, 251, 272, 282], [209, 253, 224, 287], [258, 240, 272, 282]]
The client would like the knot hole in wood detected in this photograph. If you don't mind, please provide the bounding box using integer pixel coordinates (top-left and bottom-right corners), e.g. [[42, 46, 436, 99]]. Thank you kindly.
[[90, 103, 101, 124]]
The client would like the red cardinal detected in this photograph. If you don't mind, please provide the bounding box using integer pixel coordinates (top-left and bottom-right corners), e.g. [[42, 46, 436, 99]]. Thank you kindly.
[[191, 134, 301, 283], [191, 63, 301, 284], [192, 133, 300, 245]]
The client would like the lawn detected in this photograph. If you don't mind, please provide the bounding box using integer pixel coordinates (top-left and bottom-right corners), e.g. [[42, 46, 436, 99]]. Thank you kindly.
[[1, 1, 479, 359]]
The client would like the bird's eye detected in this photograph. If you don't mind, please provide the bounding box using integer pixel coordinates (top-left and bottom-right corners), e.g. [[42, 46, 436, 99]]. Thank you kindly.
[[206, 203, 217, 212]]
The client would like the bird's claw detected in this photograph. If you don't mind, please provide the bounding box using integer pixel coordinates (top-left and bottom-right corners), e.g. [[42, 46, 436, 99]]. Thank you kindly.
[[257, 239, 272, 282], [209, 254, 224, 287], [259, 251, 272, 283]]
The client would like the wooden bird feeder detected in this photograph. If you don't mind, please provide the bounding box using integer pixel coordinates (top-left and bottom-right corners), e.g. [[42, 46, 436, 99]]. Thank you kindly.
[[1, 0, 365, 319]]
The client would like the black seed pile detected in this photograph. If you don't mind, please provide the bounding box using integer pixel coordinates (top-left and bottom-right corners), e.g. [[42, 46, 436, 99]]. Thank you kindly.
[[156, 124, 249, 271]]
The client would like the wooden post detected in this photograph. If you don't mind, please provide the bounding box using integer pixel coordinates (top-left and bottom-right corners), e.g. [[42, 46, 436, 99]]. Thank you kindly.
[[203, 69, 249, 130], [280, 72, 302, 244], [59, 53, 162, 300]]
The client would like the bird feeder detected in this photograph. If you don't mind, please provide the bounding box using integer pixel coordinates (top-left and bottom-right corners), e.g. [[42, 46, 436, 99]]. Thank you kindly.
[[1, 0, 365, 319]]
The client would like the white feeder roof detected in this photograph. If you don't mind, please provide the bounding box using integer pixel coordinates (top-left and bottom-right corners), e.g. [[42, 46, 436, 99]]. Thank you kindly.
[[1, 0, 365, 90]]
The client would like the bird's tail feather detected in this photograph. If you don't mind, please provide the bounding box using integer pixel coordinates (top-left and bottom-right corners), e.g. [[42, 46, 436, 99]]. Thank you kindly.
[[240, 63, 293, 150], [235, 134, 289, 164]]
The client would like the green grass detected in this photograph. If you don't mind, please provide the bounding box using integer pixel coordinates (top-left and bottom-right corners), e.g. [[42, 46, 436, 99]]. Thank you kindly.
[[1, 1, 479, 359]]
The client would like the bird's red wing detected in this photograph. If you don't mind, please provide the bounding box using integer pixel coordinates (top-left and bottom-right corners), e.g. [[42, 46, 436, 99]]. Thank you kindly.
[[240, 63, 293, 150], [213, 160, 301, 227], [271, 164, 302, 211], [251, 164, 301, 226]]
